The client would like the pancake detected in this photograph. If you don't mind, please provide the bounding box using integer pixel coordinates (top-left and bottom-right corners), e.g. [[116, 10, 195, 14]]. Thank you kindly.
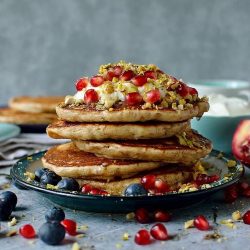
[[9, 96, 64, 113], [56, 101, 209, 123], [47, 120, 191, 141], [76, 166, 196, 195], [42, 143, 165, 180], [73, 130, 212, 164], [0, 108, 58, 125]]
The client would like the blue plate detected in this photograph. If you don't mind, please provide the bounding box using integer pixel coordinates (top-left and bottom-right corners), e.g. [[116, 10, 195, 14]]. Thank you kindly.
[[10, 150, 244, 213], [0, 123, 20, 142]]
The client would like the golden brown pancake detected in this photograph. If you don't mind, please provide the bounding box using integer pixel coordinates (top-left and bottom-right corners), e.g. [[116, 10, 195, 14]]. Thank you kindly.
[[73, 130, 212, 164], [0, 108, 58, 125], [9, 96, 64, 113], [47, 120, 191, 141], [42, 143, 166, 180], [56, 101, 209, 123]]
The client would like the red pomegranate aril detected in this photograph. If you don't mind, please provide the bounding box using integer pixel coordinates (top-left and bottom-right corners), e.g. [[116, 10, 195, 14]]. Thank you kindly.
[[89, 188, 102, 195], [106, 70, 116, 81], [84, 89, 99, 104], [224, 184, 239, 203], [238, 182, 249, 193], [134, 229, 151, 245], [154, 210, 171, 222], [176, 83, 189, 97], [194, 215, 210, 231], [81, 184, 93, 194], [125, 92, 143, 106], [90, 75, 104, 87], [195, 174, 219, 186], [61, 219, 77, 236], [75, 78, 88, 91], [243, 210, 250, 224], [146, 89, 161, 104], [99, 190, 109, 196], [144, 71, 157, 79], [113, 66, 123, 76], [153, 179, 170, 194], [188, 87, 198, 95], [19, 224, 36, 239], [120, 70, 134, 81], [150, 223, 168, 241], [131, 75, 148, 86], [141, 174, 156, 190], [135, 208, 150, 224]]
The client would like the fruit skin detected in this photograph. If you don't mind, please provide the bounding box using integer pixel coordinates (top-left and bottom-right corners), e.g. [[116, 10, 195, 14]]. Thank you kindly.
[[84, 89, 99, 104], [0, 199, 13, 221], [154, 210, 171, 222], [39, 221, 65, 245], [135, 208, 150, 224], [35, 168, 50, 181], [90, 75, 104, 87], [61, 219, 77, 236], [57, 178, 80, 192], [194, 215, 210, 230], [45, 207, 65, 222], [150, 223, 168, 240], [243, 210, 250, 224], [19, 224, 36, 239], [124, 183, 148, 196], [40, 171, 62, 186], [125, 92, 143, 106], [0, 191, 17, 210], [134, 229, 151, 245]]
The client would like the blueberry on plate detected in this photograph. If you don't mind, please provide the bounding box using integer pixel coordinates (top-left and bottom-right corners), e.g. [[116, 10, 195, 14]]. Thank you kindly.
[[40, 171, 62, 186], [35, 168, 50, 181], [39, 221, 65, 245], [57, 178, 80, 191], [0, 191, 17, 210], [0, 199, 13, 221], [124, 183, 148, 196], [45, 207, 65, 222]]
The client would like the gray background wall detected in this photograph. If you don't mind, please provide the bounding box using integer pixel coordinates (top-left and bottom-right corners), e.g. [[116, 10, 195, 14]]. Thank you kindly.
[[0, 0, 250, 104]]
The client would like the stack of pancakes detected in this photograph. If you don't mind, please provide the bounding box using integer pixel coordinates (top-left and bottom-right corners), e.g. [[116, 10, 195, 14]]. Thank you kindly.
[[0, 96, 64, 125], [43, 62, 212, 195]]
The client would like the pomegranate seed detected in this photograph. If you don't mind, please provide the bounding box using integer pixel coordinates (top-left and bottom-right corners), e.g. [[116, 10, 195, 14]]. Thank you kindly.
[[120, 70, 134, 81], [134, 229, 151, 245], [99, 190, 109, 196], [150, 223, 168, 241], [89, 188, 102, 195], [146, 89, 161, 104], [154, 210, 171, 222], [176, 83, 189, 97], [188, 87, 198, 95], [75, 78, 88, 91], [113, 66, 123, 76], [19, 224, 36, 239], [242, 187, 250, 197], [141, 174, 156, 190], [106, 71, 116, 81], [125, 92, 143, 106], [195, 174, 219, 186], [90, 75, 104, 87], [81, 184, 93, 194], [84, 89, 99, 104], [131, 75, 148, 86], [144, 71, 157, 79], [194, 215, 210, 231], [135, 208, 150, 224], [61, 219, 77, 236], [238, 182, 249, 194], [243, 211, 250, 224], [153, 179, 170, 194], [224, 184, 239, 203]]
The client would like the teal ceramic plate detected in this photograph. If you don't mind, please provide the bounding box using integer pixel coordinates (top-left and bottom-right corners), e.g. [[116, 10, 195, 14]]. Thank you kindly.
[[11, 150, 244, 213], [0, 123, 20, 142]]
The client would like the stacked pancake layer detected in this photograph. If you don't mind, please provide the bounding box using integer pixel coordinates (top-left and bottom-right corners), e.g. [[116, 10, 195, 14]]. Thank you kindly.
[[44, 62, 212, 195]]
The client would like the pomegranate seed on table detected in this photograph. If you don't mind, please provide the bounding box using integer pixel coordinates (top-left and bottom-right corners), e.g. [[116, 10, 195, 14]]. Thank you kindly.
[[224, 184, 239, 203], [120, 70, 134, 81], [135, 208, 150, 224], [84, 89, 99, 104], [150, 223, 168, 241], [125, 92, 143, 106], [75, 78, 88, 91], [154, 210, 171, 222], [61, 219, 77, 236], [153, 179, 170, 194], [90, 75, 104, 87], [19, 224, 36, 239], [141, 174, 156, 190], [81, 184, 93, 194], [243, 211, 250, 224], [134, 229, 151, 245], [131, 75, 148, 86], [194, 215, 210, 231], [146, 89, 161, 104], [144, 70, 157, 79]]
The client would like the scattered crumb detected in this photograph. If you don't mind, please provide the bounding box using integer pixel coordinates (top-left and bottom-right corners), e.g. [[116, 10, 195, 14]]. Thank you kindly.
[[8, 217, 17, 227], [72, 242, 81, 250], [126, 212, 135, 220], [116, 243, 123, 249], [204, 232, 224, 241], [184, 219, 194, 229], [76, 234, 85, 238], [122, 233, 130, 241], [232, 210, 242, 221], [220, 219, 236, 229], [28, 240, 36, 245]]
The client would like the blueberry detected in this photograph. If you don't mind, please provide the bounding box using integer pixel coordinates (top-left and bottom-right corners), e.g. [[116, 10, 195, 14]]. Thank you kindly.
[[35, 168, 50, 181], [39, 221, 65, 245], [45, 207, 65, 222], [40, 171, 62, 186], [0, 191, 17, 210], [124, 183, 148, 196], [0, 199, 13, 221], [57, 178, 80, 191]]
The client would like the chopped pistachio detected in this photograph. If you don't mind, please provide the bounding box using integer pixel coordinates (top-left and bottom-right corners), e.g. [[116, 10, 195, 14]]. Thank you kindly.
[[232, 210, 242, 221], [8, 217, 17, 227], [72, 242, 81, 250], [227, 160, 237, 168], [122, 233, 130, 241], [184, 219, 194, 229]]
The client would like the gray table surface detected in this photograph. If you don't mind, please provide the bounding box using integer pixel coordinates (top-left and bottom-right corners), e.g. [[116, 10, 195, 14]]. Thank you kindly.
[[1, 166, 250, 250]]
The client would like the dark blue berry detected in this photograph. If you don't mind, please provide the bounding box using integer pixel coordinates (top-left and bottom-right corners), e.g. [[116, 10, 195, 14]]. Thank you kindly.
[[57, 178, 80, 191], [0, 191, 17, 210], [40, 171, 62, 186], [35, 168, 50, 181], [39, 221, 65, 245], [45, 207, 65, 222], [124, 183, 148, 196], [0, 199, 13, 221]]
